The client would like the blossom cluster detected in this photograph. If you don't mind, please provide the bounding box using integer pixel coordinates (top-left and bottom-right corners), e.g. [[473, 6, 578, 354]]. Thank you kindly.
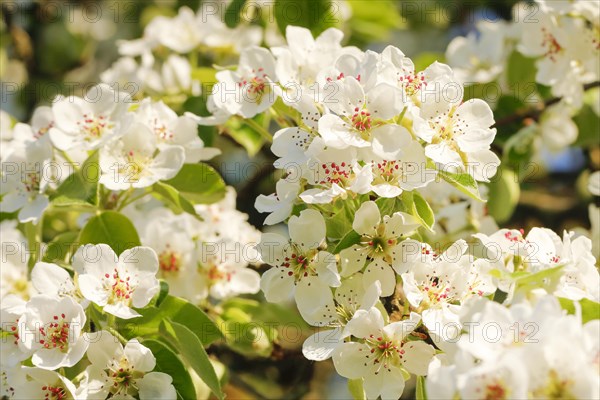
[[1, 83, 219, 223], [1, 76, 260, 398], [217, 24, 600, 399], [446, 0, 599, 151]]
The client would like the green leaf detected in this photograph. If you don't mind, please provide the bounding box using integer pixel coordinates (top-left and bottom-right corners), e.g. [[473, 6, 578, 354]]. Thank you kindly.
[[573, 105, 600, 148], [274, 0, 336, 37], [160, 320, 223, 400], [78, 211, 140, 255], [42, 231, 79, 264], [486, 167, 520, 224], [121, 295, 222, 345], [348, 379, 366, 400], [334, 230, 361, 253], [413, 52, 445, 72], [152, 182, 200, 218], [51, 151, 99, 206], [411, 191, 435, 231], [513, 265, 565, 295], [375, 197, 404, 217], [438, 170, 484, 202], [224, 115, 266, 156], [326, 202, 356, 240], [558, 298, 600, 323], [503, 125, 537, 169], [142, 339, 197, 400], [224, 0, 247, 27], [164, 163, 226, 204], [416, 376, 428, 400], [507, 51, 537, 90]]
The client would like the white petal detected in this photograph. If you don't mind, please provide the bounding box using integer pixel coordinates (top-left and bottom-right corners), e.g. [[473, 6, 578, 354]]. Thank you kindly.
[[302, 328, 345, 361], [352, 201, 380, 236]]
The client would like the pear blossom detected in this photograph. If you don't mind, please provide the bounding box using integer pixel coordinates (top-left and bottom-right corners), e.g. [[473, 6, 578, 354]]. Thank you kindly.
[[134, 99, 220, 162], [1, 295, 29, 367], [339, 201, 420, 296], [83, 331, 176, 400], [259, 209, 340, 321], [18, 295, 88, 369], [363, 139, 437, 198], [518, 9, 599, 107], [98, 121, 184, 190], [302, 278, 382, 361], [30, 262, 79, 301], [318, 77, 405, 149], [208, 46, 277, 120], [446, 21, 510, 84], [332, 308, 435, 400], [299, 147, 372, 204], [15, 367, 78, 400], [73, 244, 160, 319], [1, 364, 27, 399], [197, 242, 261, 300], [255, 177, 300, 225], [272, 26, 356, 101], [49, 84, 130, 151], [0, 140, 53, 223], [399, 239, 496, 340], [412, 95, 500, 182], [0, 221, 31, 300]]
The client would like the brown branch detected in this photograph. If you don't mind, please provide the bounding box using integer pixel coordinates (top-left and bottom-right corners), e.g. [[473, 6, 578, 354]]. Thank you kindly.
[[492, 81, 600, 128]]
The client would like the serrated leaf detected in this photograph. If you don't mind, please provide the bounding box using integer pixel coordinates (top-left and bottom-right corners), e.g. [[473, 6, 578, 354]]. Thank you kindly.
[[274, 0, 336, 36], [348, 379, 366, 400], [558, 297, 600, 323], [51, 151, 99, 206], [42, 231, 79, 264], [142, 339, 197, 400], [412, 191, 435, 232], [121, 295, 222, 345], [78, 211, 141, 255], [164, 163, 226, 204], [160, 320, 223, 400], [152, 181, 201, 218], [438, 170, 484, 202], [224, 0, 247, 27], [334, 230, 361, 253]]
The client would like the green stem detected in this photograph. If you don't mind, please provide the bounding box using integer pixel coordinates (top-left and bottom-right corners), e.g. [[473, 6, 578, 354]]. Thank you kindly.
[[58, 149, 78, 169], [25, 216, 43, 275], [243, 117, 273, 143], [117, 189, 150, 210]]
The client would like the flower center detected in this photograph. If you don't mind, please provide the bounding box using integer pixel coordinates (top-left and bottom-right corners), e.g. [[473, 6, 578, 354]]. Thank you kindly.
[[153, 118, 174, 141], [318, 162, 350, 186], [399, 72, 426, 98], [159, 248, 181, 274], [241, 68, 269, 103], [541, 27, 562, 62], [77, 113, 113, 141], [364, 334, 405, 373], [281, 249, 318, 282], [41, 385, 68, 400], [38, 314, 70, 351], [104, 269, 134, 304], [421, 274, 454, 306], [372, 160, 404, 186], [121, 150, 151, 181], [22, 170, 41, 193], [351, 107, 372, 132], [207, 265, 232, 283], [35, 122, 53, 139]]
